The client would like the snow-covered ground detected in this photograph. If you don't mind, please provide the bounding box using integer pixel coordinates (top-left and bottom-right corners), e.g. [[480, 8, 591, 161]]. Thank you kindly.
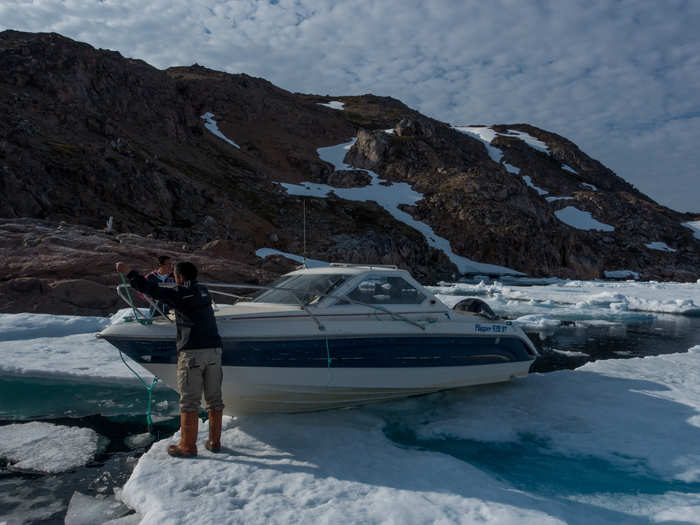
[[1, 277, 699, 524]]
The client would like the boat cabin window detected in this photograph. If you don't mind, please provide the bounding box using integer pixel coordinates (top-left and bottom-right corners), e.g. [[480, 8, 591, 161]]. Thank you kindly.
[[341, 276, 426, 305], [252, 273, 351, 305]]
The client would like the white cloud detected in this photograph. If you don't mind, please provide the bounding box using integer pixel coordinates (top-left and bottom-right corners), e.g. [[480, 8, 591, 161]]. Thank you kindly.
[[1, 0, 698, 211]]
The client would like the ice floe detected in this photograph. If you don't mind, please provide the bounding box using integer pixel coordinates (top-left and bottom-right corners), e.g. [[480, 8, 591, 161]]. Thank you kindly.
[[555, 206, 615, 231], [0, 422, 100, 473], [0, 313, 110, 342], [0, 319, 152, 383], [65, 492, 133, 525]]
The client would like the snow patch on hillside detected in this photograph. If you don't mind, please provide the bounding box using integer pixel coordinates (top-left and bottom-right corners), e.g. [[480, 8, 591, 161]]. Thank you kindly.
[[201, 112, 240, 149], [318, 101, 345, 110], [555, 206, 615, 231]]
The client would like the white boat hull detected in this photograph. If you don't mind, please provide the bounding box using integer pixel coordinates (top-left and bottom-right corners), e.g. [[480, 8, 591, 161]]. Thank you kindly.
[[147, 360, 531, 414]]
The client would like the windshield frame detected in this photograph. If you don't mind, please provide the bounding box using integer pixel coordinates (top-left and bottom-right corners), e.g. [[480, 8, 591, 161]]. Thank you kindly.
[[251, 273, 353, 305]]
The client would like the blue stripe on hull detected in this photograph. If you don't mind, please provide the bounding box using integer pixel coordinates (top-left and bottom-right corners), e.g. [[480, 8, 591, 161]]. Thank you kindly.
[[104, 336, 533, 368]]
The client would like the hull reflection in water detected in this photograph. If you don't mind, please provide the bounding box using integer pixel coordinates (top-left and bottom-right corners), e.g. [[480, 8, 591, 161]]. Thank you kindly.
[[98, 265, 538, 413]]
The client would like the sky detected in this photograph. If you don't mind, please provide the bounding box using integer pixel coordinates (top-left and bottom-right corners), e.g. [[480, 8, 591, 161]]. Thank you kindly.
[[1, 0, 699, 212]]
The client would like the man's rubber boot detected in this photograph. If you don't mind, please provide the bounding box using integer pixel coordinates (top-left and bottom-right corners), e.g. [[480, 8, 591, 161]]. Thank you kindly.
[[205, 410, 223, 452], [168, 412, 198, 457]]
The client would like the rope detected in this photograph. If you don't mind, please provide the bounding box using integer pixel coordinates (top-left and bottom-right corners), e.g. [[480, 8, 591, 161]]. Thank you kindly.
[[119, 274, 151, 325], [118, 273, 158, 431], [325, 337, 334, 387], [119, 350, 159, 433]]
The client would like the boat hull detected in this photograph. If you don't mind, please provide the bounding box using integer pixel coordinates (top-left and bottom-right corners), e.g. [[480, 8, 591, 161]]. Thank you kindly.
[[147, 360, 531, 413], [102, 333, 535, 414]]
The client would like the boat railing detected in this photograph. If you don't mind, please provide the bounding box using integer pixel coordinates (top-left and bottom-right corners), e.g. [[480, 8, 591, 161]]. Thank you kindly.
[[115, 281, 427, 331], [201, 282, 427, 331]]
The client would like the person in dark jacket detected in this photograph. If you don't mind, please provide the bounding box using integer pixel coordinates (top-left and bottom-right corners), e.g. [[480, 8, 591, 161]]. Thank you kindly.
[[145, 255, 175, 317], [115, 260, 224, 458]]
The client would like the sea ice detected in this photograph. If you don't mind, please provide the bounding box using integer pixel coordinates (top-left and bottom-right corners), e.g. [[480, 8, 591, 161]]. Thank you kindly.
[[430, 278, 700, 319], [118, 345, 700, 524], [65, 492, 132, 525], [0, 312, 110, 342], [0, 422, 100, 473], [0, 328, 152, 383]]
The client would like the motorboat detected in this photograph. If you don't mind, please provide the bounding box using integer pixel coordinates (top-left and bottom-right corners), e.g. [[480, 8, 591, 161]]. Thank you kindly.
[[97, 264, 538, 414]]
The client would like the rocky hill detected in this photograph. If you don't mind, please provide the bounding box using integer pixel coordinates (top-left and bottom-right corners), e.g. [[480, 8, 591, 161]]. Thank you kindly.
[[1, 30, 698, 315]]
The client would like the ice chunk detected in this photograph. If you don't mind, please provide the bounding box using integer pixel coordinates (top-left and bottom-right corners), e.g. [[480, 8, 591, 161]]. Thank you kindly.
[[65, 492, 132, 525], [0, 422, 99, 473], [511, 314, 561, 329], [125, 432, 155, 449]]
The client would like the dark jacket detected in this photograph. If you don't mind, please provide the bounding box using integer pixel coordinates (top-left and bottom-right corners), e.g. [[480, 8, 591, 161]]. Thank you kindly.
[[127, 271, 222, 352]]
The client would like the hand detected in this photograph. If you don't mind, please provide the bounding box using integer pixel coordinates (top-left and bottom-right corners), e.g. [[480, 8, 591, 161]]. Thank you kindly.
[[115, 262, 131, 275]]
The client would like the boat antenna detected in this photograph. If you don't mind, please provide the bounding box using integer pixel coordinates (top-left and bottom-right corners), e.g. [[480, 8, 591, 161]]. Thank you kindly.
[[303, 198, 307, 268]]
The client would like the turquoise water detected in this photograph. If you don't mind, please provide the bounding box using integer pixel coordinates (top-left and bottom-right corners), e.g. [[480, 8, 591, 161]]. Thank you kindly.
[[0, 376, 179, 421], [384, 425, 700, 497]]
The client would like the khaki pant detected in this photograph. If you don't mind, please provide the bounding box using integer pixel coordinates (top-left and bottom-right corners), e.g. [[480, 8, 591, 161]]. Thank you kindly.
[[176, 347, 225, 413]]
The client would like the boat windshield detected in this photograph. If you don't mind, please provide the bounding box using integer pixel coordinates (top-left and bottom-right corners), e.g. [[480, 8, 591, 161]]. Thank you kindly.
[[252, 273, 352, 305]]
